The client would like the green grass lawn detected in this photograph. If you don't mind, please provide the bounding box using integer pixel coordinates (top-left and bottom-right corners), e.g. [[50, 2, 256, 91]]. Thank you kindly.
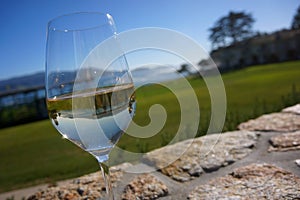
[[0, 120, 99, 192], [0, 61, 300, 193]]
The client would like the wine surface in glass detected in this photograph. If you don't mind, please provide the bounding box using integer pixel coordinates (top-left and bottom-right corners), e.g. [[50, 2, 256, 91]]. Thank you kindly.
[[47, 83, 135, 160]]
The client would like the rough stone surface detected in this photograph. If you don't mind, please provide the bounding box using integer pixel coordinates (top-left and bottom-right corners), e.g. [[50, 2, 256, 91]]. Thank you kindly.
[[238, 112, 300, 132], [122, 174, 168, 200], [188, 163, 300, 200], [282, 104, 300, 115], [26, 163, 131, 200], [269, 131, 300, 152], [27, 173, 104, 200], [145, 131, 258, 182], [295, 159, 300, 168]]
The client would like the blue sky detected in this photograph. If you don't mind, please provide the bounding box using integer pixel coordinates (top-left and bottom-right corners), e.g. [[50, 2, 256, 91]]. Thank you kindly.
[[0, 0, 298, 80]]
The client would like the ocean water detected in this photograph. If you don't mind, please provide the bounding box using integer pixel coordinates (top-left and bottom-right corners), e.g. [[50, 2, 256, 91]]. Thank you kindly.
[[131, 66, 182, 87]]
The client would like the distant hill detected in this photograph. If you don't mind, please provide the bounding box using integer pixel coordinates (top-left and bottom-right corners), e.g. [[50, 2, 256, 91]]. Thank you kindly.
[[0, 72, 45, 93], [0, 65, 181, 94]]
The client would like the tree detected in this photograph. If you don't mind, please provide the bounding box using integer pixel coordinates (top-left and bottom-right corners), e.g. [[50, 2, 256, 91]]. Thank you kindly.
[[177, 63, 190, 74], [291, 6, 300, 29], [209, 11, 255, 49], [209, 20, 227, 48]]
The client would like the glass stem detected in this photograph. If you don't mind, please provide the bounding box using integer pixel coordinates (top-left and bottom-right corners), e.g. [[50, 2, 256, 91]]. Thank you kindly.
[[99, 162, 114, 200]]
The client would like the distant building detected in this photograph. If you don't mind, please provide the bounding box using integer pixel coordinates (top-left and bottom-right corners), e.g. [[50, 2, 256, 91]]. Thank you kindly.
[[210, 29, 300, 70], [0, 86, 47, 127]]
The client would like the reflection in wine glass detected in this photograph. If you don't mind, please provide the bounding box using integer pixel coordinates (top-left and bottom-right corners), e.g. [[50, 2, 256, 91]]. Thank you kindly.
[[45, 12, 135, 199]]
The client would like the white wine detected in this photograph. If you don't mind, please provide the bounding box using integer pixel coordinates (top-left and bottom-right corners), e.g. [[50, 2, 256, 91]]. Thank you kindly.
[[47, 83, 135, 161]]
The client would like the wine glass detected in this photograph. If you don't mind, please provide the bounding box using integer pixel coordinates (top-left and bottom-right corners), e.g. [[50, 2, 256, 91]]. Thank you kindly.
[[45, 12, 135, 199]]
